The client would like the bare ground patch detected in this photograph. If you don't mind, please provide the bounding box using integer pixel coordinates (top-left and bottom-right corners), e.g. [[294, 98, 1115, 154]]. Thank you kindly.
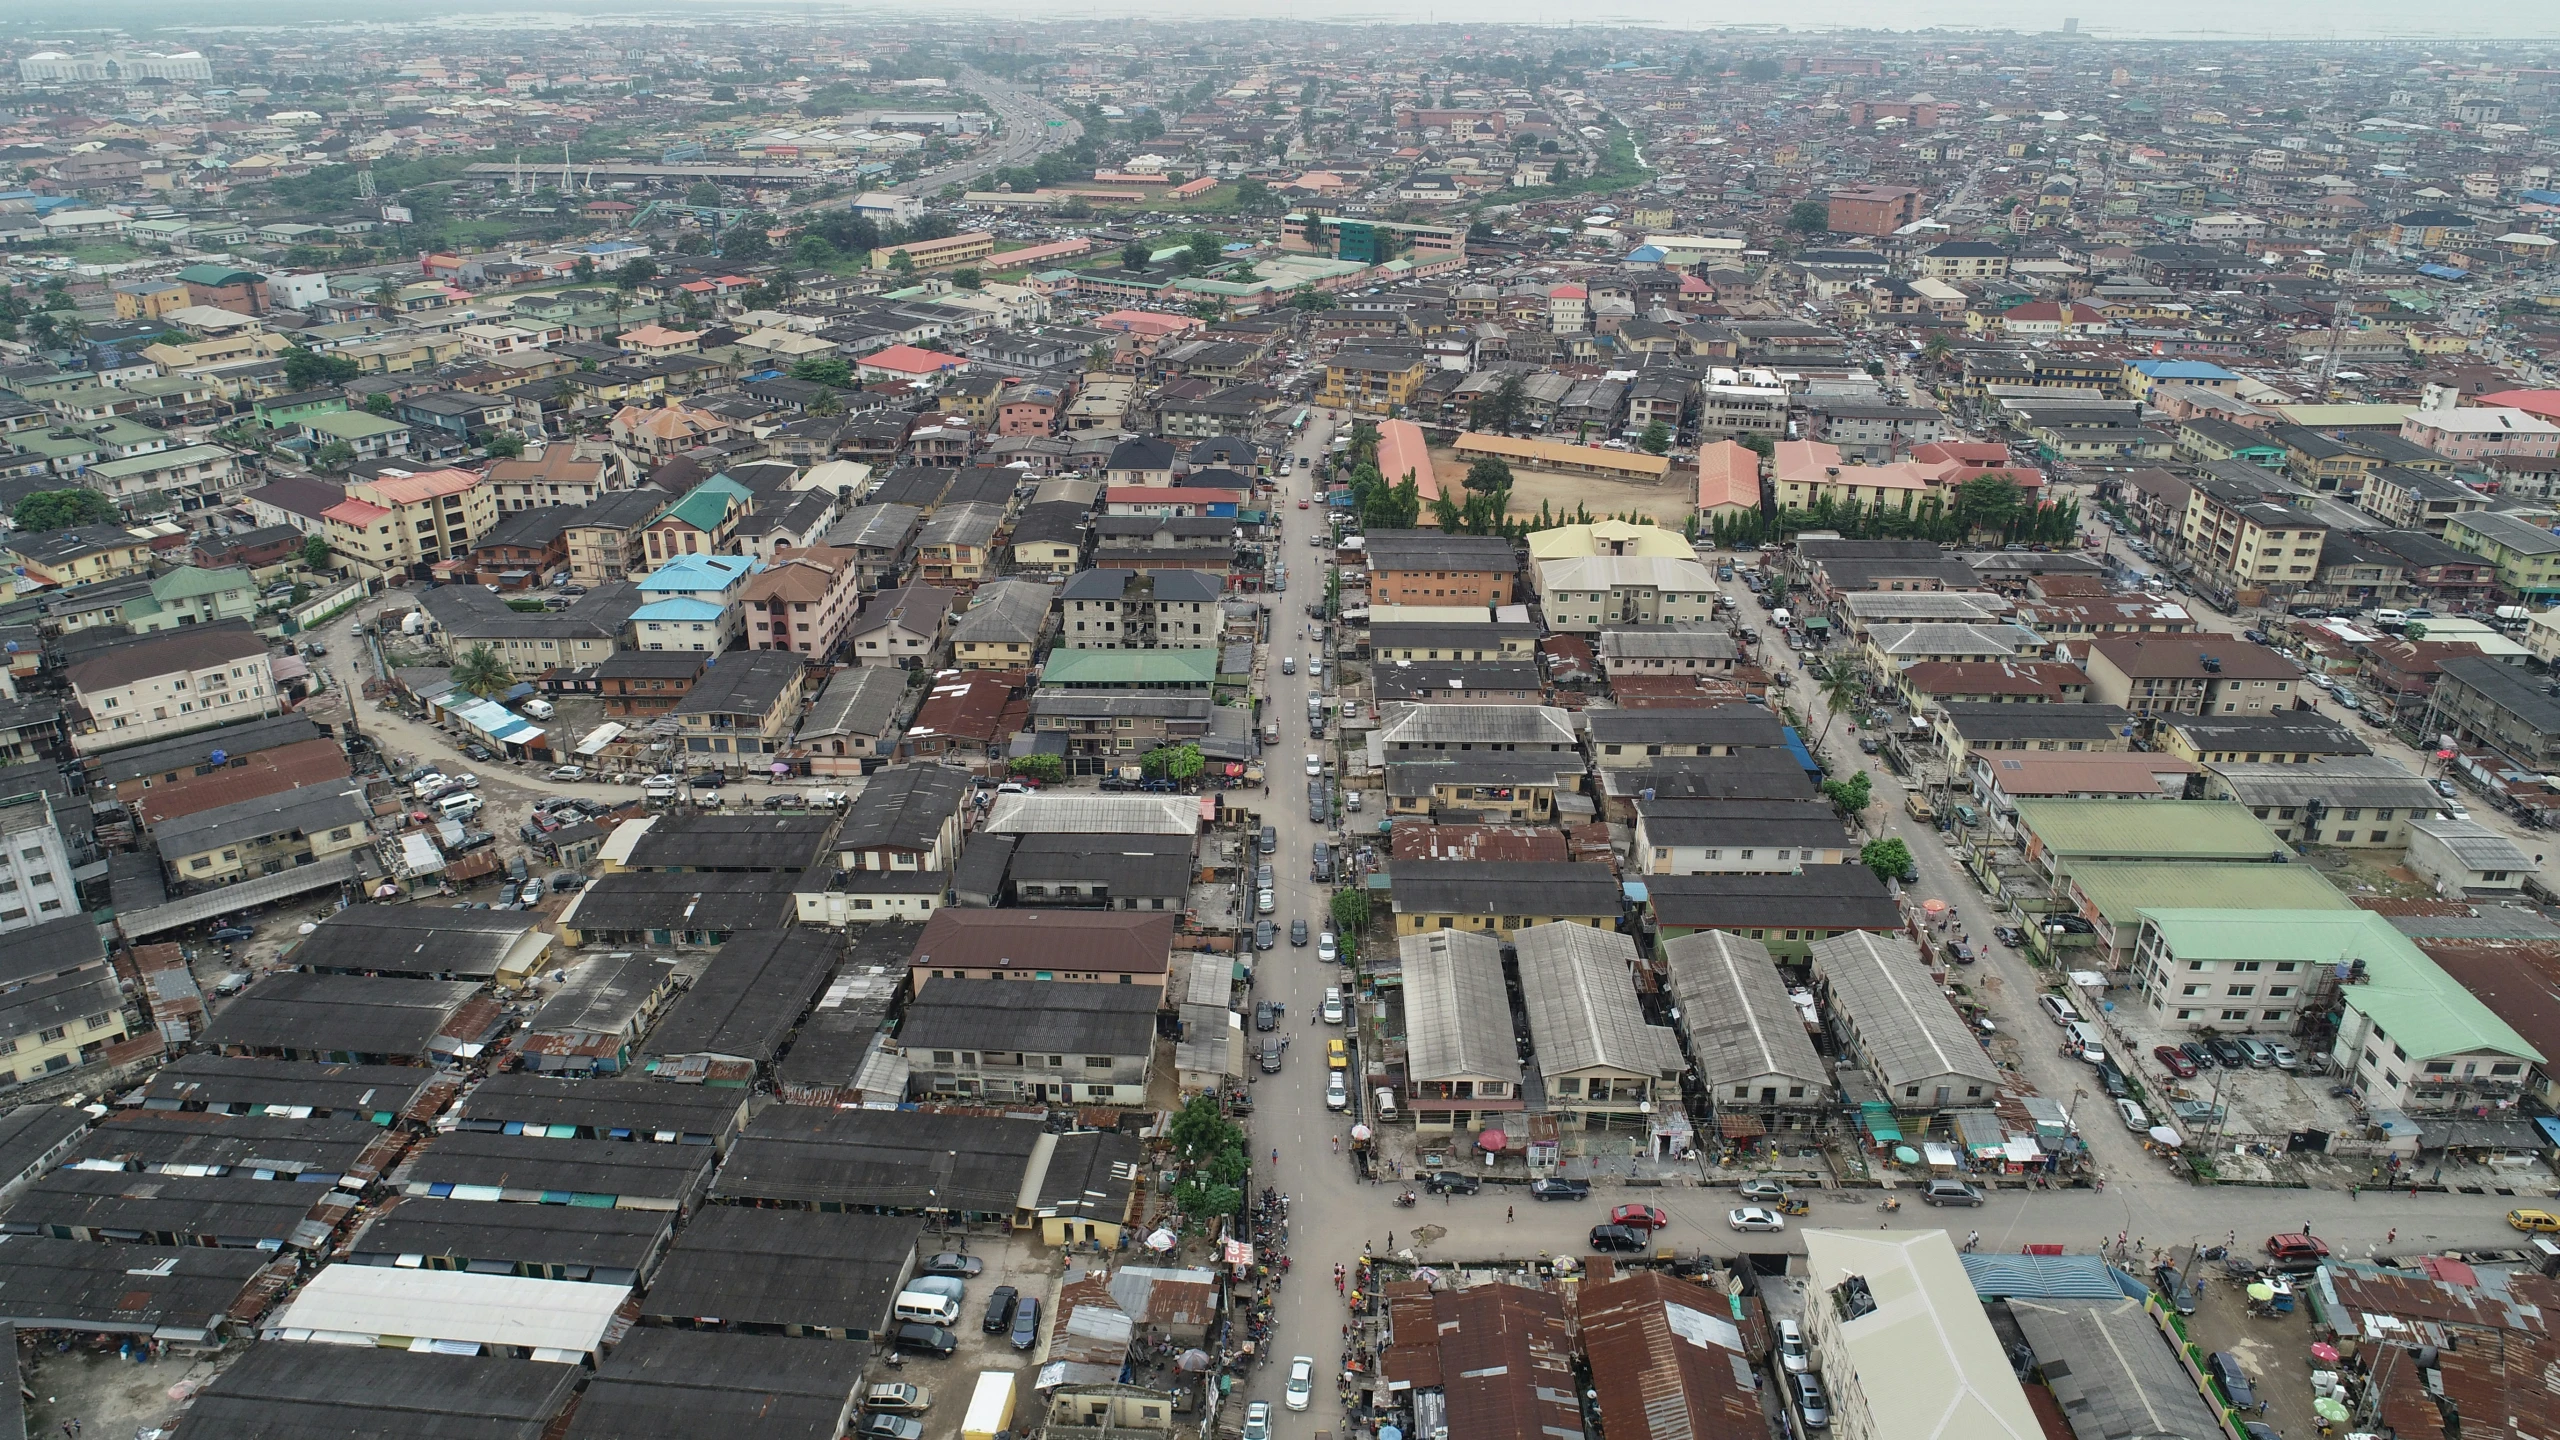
[[1423, 447, 1691, 527]]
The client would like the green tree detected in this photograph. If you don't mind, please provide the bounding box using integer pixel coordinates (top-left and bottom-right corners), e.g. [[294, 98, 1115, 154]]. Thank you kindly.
[[1143, 742, 1206, 780], [484, 432, 526, 460], [1921, 333, 1954, 371], [721, 215, 774, 263], [1166, 1093, 1244, 1164], [1289, 288, 1335, 311], [789, 356, 854, 388], [1860, 836, 1914, 883], [1330, 887, 1370, 935], [1468, 372, 1529, 434], [311, 439, 357, 472], [886, 250, 915, 276], [572, 255, 596, 283], [952, 268, 983, 290], [362, 393, 394, 416], [685, 181, 723, 206], [1009, 753, 1066, 784], [10, 488, 117, 533], [1786, 199, 1830, 234], [300, 534, 333, 570], [1807, 652, 1865, 753], [282, 347, 361, 390], [1174, 1177, 1243, 1221], [1822, 769, 1873, 820], [1464, 456, 1514, 495], [789, 233, 838, 266], [449, 644, 514, 699], [1186, 231, 1225, 268], [2402, 620, 2427, 642], [1740, 432, 1775, 460], [1121, 241, 1152, 271], [613, 258, 658, 290], [1638, 419, 1673, 455]]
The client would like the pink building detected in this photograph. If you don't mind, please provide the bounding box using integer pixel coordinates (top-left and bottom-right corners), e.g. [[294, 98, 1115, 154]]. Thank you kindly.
[[2400, 406, 2560, 462]]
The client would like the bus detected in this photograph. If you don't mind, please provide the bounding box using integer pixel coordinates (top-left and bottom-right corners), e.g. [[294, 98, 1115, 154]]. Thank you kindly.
[[1291, 407, 1309, 432]]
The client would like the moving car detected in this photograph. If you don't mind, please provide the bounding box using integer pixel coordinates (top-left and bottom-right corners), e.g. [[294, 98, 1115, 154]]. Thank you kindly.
[[1290, 920, 1308, 947], [2508, 1208, 2560, 1234], [1920, 1180, 1985, 1207], [2154, 1045, 2198, 1079], [1242, 1402, 1273, 1440], [1529, 1178, 1590, 1201], [1254, 920, 1275, 950], [1589, 1223, 1649, 1252], [2264, 1234, 2330, 1266], [1259, 826, 1277, 854], [1728, 1206, 1785, 1233], [1318, 932, 1338, 963], [1285, 1356, 1315, 1411], [1321, 994, 1345, 1025], [1422, 1171, 1480, 1195]]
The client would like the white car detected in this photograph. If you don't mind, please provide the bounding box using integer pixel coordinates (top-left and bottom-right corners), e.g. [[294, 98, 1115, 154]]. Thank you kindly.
[[1242, 1401, 1272, 1440], [1728, 1206, 1786, 1233], [1325, 1073, 1348, 1110], [1321, 995, 1345, 1025], [2115, 1098, 2150, 1132], [1286, 1357, 1315, 1411], [1305, 753, 1322, 776], [1257, 889, 1275, 914], [1317, 932, 1338, 963], [1308, 656, 1324, 678]]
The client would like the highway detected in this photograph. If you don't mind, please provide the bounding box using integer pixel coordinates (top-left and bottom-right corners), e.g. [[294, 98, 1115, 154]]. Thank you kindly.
[[882, 70, 1081, 200]]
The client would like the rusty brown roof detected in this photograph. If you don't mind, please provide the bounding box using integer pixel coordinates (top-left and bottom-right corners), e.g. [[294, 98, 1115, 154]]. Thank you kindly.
[[1579, 1269, 1766, 1440]]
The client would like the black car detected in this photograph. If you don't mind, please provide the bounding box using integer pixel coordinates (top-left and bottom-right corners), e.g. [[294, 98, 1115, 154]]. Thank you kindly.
[[982, 1285, 1019, 1333], [1010, 1295, 1042, 1350], [1259, 1038, 1283, 1074], [1254, 1002, 1278, 1032], [2181, 1041, 2217, 1071], [2208, 1352, 2257, 1411], [2206, 1035, 2250, 1069], [1311, 843, 1334, 883], [2097, 1061, 2131, 1099], [1258, 826, 1277, 854], [1588, 1223, 1648, 1253], [1290, 920, 1309, 947], [1254, 920, 1276, 951], [920, 1252, 982, 1277], [1529, 1179, 1591, 1202], [891, 1322, 957, 1357], [1100, 777, 1139, 791], [1993, 926, 2026, 948], [1422, 1171, 1480, 1195]]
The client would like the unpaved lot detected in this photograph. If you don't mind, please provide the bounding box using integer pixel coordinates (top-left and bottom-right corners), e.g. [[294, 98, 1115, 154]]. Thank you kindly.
[[1423, 446, 1692, 526]]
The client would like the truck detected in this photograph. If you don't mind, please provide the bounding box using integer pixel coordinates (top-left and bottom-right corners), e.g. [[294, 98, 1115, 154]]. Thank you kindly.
[[961, 1371, 1017, 1440]]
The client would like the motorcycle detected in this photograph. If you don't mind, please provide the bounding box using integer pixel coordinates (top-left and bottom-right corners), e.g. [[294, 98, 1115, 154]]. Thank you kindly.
[[1394, 1190, 1418, 1208]]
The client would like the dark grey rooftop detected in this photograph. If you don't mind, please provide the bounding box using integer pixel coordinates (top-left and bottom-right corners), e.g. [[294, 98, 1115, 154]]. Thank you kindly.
[[710, 1105, 1045, 1212], [399, 1130, 716, 1209], [564, 1328, 863, 1440], [637, 1205, 923, 1335], [64, 1110, 383, 1181], [901, 978, 1160, 1057], [456, 1072, 746, 1145], [623, 812, 838, 872], [345, 1196, 673, 1286], [126, 1056, 442, 1121], [291, 906, 542, 980], [182, 1340, 580, 1439], [197, 974, 481, 1060], [637, 927, 841, 1067]]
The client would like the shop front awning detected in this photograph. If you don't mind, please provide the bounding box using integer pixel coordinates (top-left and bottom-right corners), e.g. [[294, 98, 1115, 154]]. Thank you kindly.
[[1860, 1101, 1903, 1144]]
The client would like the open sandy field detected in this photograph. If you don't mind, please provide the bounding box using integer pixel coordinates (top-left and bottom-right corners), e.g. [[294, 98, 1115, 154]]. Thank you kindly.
[[1424, 446, 1694, 527]]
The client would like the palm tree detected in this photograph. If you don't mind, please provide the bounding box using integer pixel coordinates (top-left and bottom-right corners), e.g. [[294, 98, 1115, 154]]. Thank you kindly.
[[371, 278, 400, 314], [1808, 653, 1865, 755], [451, 644, 514, 700]]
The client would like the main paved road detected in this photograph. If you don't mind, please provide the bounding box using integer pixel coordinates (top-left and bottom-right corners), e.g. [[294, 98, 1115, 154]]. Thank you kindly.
[[1232, 437, 2537, 1437]]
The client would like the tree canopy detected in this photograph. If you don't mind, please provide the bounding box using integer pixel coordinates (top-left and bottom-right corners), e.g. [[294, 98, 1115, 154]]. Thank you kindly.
[[11, 489, 117, 533], [282, 347, 361, 390]]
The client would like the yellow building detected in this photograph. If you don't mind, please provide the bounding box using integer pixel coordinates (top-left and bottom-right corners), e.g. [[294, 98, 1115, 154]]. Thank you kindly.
[[0, 915, 131, 1088], [1321, 353, 1430, 415], [8, 527, 157, 589], [322, 468, 498, 577], [869, 230, 996, 272]]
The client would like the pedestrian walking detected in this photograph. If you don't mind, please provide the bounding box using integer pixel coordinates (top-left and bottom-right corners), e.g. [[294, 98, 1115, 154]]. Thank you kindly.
[[2303, 1219, 2313, 1237], [1507, 1205, 1515, 1223], [2387, 1228, 2397, 1246]]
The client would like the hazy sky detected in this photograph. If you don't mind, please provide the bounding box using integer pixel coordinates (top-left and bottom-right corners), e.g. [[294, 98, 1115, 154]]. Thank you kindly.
[[9, 0, 2560, 41]]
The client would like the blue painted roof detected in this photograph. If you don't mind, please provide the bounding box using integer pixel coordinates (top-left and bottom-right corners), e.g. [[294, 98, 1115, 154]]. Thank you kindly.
[[2130, 359, 2239, 380], [1961, 1253, 2146, 1299], [638, 553, 755, 592], [632, 597, 725, 622]]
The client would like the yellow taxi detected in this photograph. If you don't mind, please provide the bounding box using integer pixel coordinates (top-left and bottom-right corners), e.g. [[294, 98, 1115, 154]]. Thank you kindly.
[[1326, 1039, 1348, 1070], [2506, 1208, 2560, 1234]]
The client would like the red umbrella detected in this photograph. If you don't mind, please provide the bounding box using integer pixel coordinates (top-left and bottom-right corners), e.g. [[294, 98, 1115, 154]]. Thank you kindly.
[[2310, 1342, 2340, 1365], [1477, 1129, 1508, 1152]]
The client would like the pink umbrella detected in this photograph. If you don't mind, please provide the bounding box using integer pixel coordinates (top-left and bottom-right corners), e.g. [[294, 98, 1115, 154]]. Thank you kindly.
[[1477, 1129, 1508, 1152], [2310, 1342, 2340, 1364], [1922, 898, 1949, 915]]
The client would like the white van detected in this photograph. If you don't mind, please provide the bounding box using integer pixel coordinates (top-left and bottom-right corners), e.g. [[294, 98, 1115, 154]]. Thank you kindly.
[[520, 698, 555, 720], [892, 1291, 962, 1327], [438, 793, 483, 821], [2064, 1021, 2107, 1065]]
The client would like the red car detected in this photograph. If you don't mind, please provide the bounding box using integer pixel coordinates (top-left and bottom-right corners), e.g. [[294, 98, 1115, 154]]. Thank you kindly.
[[2265, 1234, 2330, 1264], [1609, 1204, 1671, 1231], [2154, 1045, 2198, 1079]]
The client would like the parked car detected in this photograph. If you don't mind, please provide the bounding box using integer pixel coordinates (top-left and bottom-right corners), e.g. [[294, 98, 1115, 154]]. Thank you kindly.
[[1727, 1207, 1786, 1233], [1241, 1402, 1272, 1440], [1010, 1296, 1042, 1350], [2180, 1041, 2216, 1071], [1259, 826, 1277, 854], [1285, 1355, 1315, 1410], [1920, 1180, 1985, 1207], [1254, 1002, 1278, 1032], [2265, 1041, 2299, 1070], [2208, 1352, 2258, 1411], [2115, 1098, 2150, 1131], [1791, 1372, 1829, 1429], [1529, 1178, 1591, 1202], [1318, 932, 1338, 963], [1259, 1038, 1283, 1074], [1775, 1318, 1811, 1373], [2154, 1045, 2197, 1079], [1610, 1204, 1670, 1231], [1254, 920, 1275, 951], [1994, 926, 2026, 949], [2265, 1234, 2330, 1266], [2207, 1035, 2250, 1069], [2235, 1038, 2278, 1069], [982, 1286, 1019, 1333], [1422, 1171, 1480, 1195], [1589, 1224, 1649, 1252], [890, 1323, 956, 1358], [854, 1414, 924, 1440], [1736, 1180, 1791, 1203], [920, 1253, 982, 1278], [548, 765, 585, 781]]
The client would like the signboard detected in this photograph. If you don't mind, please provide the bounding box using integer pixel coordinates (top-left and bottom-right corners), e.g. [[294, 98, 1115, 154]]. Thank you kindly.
[[379, 204, 414, 224]]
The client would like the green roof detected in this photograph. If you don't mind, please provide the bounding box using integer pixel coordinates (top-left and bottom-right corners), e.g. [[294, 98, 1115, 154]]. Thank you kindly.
[[2014, 799, 2291, 862], [1039, 648, 1220, 687], [149, 565, 254, 602], [2069, 860, 2350, 929], [88, 443, 237, 479], [175, 263, 260, 287], [652, 475, 751, 533], [2141, 909, 2541, 1064]]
